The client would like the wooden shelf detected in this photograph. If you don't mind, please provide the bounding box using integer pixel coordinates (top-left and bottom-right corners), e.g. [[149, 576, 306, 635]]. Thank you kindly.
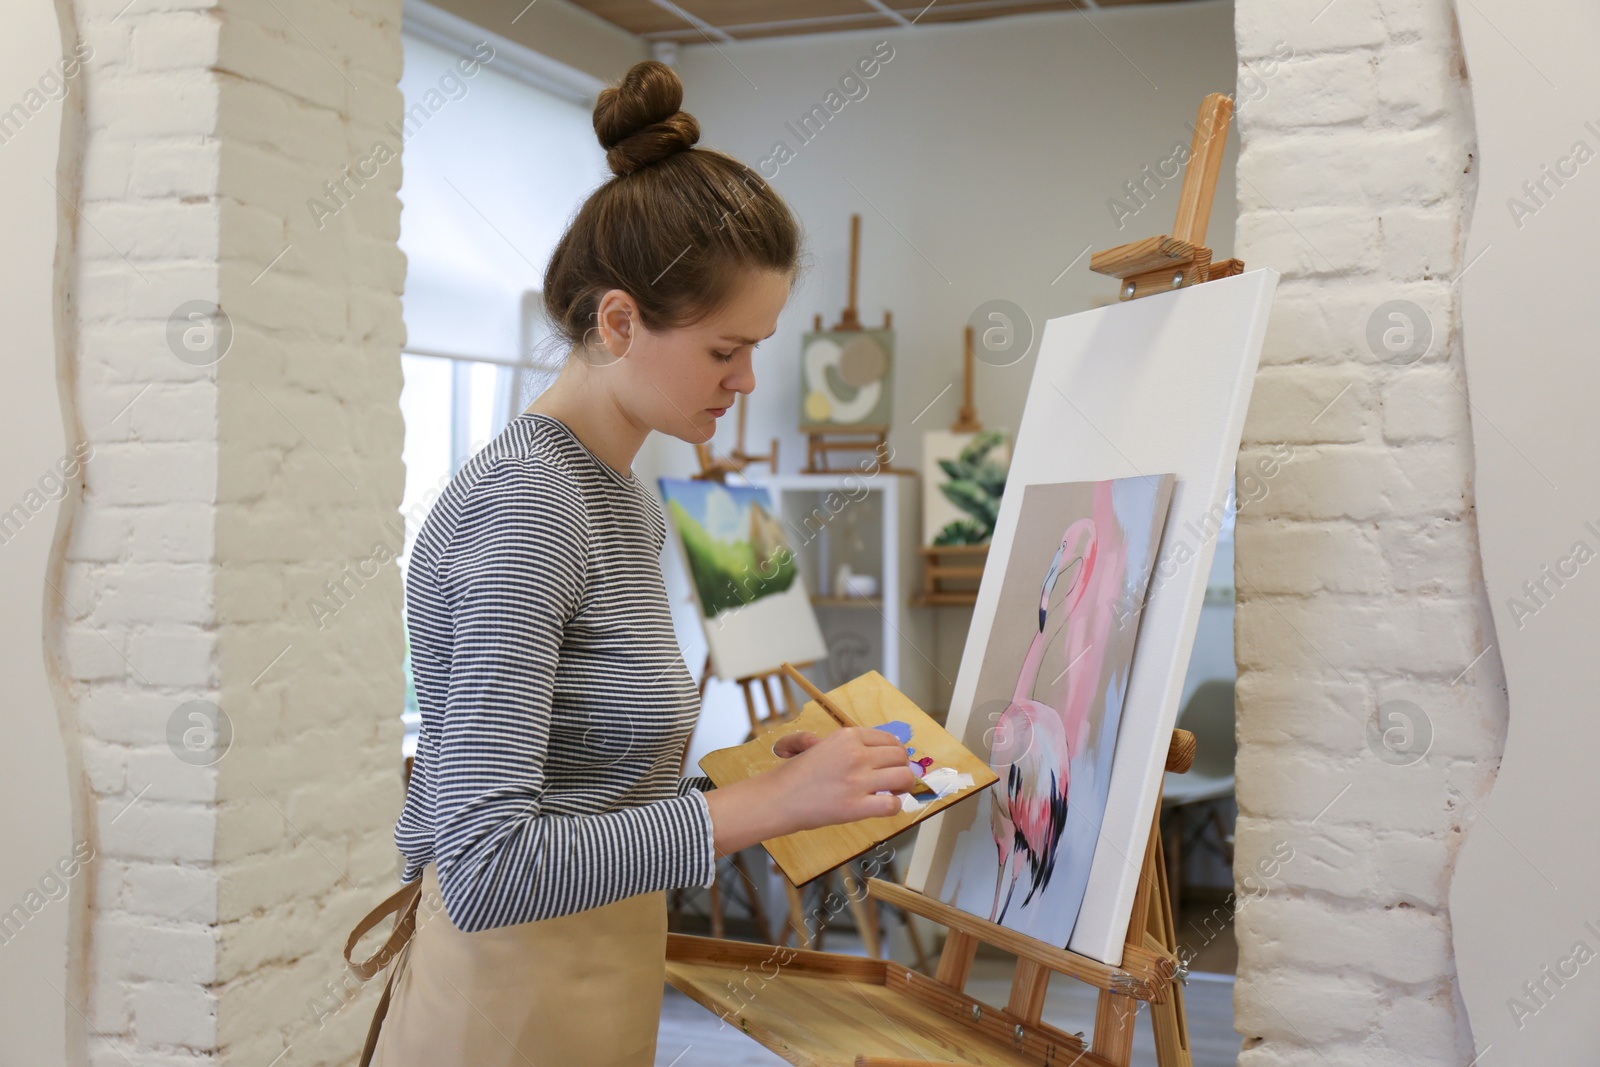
[[810, 595, 884, 609], [920, 543, 988, 606], [912, 592, 979, 608], [748, 471, 926, 702]]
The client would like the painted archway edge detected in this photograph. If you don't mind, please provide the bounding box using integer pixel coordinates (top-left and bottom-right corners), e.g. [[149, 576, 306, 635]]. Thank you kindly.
[[1451, 1, 1600, 1058]]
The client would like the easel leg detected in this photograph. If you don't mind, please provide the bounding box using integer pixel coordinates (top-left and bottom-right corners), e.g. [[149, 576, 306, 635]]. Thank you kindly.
[[1147, 824, 1193, 1067], [739, 679, 762, 733], [760, 674, 783, 722], [781, 874, 810, 949], [1092, 991, 1139, 1065], [1006, 959, 1051, 1025], [708, 863, 725, 940], [1095, 815, 1157, 1061], [933, 929, 978, 992], [1163, 804, 1183, 919], [729, 851, 772, 944], [840, 861, 881, 958], [1092, 789, 1193, 1067], [815, 872, 831, 951]]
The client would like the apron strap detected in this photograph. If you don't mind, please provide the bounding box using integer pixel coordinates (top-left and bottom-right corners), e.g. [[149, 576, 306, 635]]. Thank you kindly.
[[358, 937, 412, 1067], [344, 878, 423, 981]]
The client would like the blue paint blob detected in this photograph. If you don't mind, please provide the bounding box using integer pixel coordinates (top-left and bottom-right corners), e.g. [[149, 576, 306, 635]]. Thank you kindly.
[[873, 720, 913, 744]]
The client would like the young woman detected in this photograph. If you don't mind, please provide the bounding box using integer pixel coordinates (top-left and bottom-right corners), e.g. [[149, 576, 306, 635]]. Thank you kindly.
[[346, 59, 919, 1067]]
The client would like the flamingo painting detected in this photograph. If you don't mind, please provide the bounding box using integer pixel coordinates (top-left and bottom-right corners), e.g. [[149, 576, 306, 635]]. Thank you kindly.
[[987, 518, 1097, 922], [918, 475, 1177, 947]]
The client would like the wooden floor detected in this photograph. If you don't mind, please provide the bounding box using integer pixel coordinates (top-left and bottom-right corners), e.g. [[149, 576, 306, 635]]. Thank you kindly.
[[655, 935, 1241, 1066]]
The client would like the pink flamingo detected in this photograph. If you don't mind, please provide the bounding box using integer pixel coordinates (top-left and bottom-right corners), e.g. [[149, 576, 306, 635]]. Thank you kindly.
[[987, 517, 1098, 924]]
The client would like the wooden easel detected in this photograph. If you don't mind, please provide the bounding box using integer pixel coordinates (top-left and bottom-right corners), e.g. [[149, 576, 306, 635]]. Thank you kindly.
[[950, 324, 983, 435], [665, 728, 1198, 1066], [672, 658, 807, 941], [872, 731, 1197, 1067], [918, 325, 992, 607], [1090, 93, 1242, 299], [695, 394, 779, 481], [666, 92, 1243, 1065], [804, 214, 912, 476]]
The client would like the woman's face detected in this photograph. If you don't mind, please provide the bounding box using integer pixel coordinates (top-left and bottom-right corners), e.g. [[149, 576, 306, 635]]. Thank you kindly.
[[592, 269, 793, 445]]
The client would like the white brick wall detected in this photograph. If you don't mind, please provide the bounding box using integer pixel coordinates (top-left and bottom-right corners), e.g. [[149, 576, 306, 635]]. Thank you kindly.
[[59, 0, 406, 1062], [1232, 1, 1505, 1063], [44, 0, 1508, 1060]]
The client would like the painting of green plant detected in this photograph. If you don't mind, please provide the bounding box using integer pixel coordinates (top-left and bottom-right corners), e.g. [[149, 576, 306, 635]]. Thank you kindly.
[[930, 429, 1010, 546]]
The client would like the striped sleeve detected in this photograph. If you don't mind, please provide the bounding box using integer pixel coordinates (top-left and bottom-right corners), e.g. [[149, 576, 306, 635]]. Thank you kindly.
[[431, 457, 718, 932], [677, 774, 716, 796]]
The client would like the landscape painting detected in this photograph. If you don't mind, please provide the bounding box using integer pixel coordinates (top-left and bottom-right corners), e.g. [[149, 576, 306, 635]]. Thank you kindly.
[[658, 477, 827, 681]]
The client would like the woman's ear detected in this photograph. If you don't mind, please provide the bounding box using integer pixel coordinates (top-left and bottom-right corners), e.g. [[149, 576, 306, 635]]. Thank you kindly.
[[584, 289, 639, 364], [595, 289, 636, 361]]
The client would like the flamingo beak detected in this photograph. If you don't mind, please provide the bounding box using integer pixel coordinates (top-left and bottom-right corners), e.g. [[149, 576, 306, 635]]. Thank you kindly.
[[1038, 543, 1065, 630]]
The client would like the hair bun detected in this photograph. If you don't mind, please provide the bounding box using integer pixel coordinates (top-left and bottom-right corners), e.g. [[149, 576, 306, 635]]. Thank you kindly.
[[594, 60, 701, 176]]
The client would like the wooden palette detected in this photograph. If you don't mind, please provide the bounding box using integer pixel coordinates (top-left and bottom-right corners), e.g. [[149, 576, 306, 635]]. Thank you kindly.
[[698, 670, 998, 886]]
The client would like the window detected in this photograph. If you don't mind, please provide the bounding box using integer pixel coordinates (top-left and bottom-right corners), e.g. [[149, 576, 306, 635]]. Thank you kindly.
[[394, 24, 605, 756]]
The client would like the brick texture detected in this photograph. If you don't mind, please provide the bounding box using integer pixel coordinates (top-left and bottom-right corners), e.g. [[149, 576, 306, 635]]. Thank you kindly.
[[1231, 2, 1506, 1064], [59, 1, 406, 1063]]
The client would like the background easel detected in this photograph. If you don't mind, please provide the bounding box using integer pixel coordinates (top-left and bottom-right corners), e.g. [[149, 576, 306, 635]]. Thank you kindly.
[[695, 393, 779, 481], [919, 324, 991, 607], [671, 436, 793, 939], [670, 657, 803, 942], [804, 214, 911, 476]]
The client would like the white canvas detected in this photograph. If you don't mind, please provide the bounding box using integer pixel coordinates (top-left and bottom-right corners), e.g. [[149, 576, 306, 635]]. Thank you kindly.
[[905, 269, 1277, 964]]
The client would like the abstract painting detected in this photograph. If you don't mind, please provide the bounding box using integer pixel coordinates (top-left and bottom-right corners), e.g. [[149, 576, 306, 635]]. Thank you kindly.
[[910, 475, 1174, 946], [799, 328, 894, 432], [658, 477, 827, 681]]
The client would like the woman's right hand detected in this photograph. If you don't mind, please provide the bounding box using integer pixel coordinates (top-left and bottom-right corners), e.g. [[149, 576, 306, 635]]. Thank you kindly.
[[704, 726, 921, 861], [765, 726, 920, 832]]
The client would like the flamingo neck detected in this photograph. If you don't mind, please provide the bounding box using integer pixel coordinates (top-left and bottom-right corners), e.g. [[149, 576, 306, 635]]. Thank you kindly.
[[1012, 631, 1047, 703]]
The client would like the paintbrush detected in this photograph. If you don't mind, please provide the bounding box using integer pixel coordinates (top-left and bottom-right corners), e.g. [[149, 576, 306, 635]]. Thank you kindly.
[[778, 662, 936, 796], [778, 661, 855, 727]]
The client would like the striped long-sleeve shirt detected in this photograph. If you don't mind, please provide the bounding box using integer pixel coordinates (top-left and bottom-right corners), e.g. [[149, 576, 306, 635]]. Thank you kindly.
[[394, 411, 718, 933]]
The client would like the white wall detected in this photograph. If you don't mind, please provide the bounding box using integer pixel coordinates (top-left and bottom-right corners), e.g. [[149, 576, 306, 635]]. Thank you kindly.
[[1451, 0, 1600, 1058], [673, 0, 1241, 717], [0, 2, 79, 1061]]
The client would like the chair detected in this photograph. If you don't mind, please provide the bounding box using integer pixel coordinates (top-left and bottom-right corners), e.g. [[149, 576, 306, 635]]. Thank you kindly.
[[1159, 679, 1237, 915]]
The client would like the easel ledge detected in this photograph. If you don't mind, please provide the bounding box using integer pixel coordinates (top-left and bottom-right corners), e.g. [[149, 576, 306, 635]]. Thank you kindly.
[[664, 729, 1197, 1067]]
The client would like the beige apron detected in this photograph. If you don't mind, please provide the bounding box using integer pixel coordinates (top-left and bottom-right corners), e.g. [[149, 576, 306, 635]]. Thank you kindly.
[[344, 861, 667, 1067]]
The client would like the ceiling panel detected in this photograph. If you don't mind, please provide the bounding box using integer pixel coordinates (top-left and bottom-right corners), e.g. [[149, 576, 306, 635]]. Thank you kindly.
[[566, 0, 1201, 43]]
